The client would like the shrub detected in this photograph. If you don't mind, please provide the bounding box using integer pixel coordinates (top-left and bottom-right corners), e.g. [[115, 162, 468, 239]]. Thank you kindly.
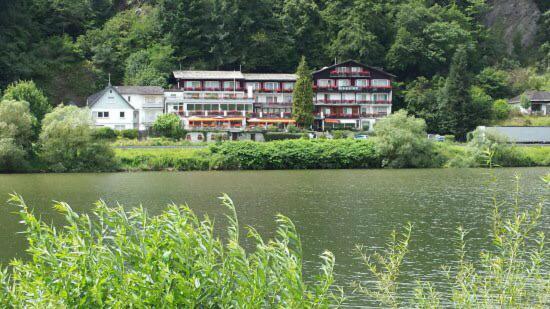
[[0, 138, 27, 172], [121, 129, 138, 139], [152, 114, 185, 139], [2, 80, 51, 124], [448, 128, 532, 167], [331, 130, 353, 139], [0, 99, 36, 149], [92, 127, 118, 140], [39, 106, 116, 172], [3, 194, 337, 307], [209, 139, 379, 170], [373, 110, 439, 168], [492, 99, 511, 120], [264, 132, 304, 141]]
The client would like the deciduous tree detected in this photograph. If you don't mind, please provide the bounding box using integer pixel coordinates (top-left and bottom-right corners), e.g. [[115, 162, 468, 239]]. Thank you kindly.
[[292, 57, 314, 128]]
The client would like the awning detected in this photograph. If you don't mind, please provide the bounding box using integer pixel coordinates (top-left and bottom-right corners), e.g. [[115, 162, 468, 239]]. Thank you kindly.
[[247, 118, 296, 124], [324, 119, 340, 124]]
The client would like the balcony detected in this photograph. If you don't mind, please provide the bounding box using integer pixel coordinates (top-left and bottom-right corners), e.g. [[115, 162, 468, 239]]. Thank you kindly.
[[329, 70, 370, 77], [174, 110, 249, 117], [315, 99, 392, 105], [324, 114, 361, 119], [259, 87, 282, 93]]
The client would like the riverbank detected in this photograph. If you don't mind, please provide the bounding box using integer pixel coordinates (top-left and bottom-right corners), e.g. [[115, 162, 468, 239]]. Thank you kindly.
[[115, 139, 550, 171]]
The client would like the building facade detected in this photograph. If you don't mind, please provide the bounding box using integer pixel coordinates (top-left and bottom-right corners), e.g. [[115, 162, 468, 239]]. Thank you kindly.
[[87, 60, 394, 132], [87, 86, 164, 130], [508, 91, 550, 115], [312, 60, 394, 130], [166, 71, 297, 130]]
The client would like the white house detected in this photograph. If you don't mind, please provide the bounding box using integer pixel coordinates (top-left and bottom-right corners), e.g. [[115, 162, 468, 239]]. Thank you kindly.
[[87, 85, 165, 130]]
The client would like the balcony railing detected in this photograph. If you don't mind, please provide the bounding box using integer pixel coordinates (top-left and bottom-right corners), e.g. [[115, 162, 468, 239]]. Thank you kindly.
[[315, 99, 392, 105], [329, 70, 370, 77]]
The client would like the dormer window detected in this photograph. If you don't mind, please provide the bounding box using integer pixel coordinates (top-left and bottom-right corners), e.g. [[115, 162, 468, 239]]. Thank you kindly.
[[336, 67, 348, 73], [351, 67, 362, 73]]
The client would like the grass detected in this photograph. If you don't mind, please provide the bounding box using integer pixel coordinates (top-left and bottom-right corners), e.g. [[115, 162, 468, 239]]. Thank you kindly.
[[493, 115, 550, 127], [113, 140, 550, 172], [112, 137, 196, 147], [115, 148, 211, 171]]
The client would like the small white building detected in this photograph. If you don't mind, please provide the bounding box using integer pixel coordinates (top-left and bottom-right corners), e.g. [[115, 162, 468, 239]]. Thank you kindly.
[[508, 91, 550, 115], [87, 85, 165, 131]]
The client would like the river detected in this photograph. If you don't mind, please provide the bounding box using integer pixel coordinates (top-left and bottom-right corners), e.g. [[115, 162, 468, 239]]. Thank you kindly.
[[0, 168, 548, 306]]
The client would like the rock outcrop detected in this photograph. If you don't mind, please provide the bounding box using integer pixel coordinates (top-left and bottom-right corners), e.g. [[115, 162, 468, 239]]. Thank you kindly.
[[484, 0, 542, 53]]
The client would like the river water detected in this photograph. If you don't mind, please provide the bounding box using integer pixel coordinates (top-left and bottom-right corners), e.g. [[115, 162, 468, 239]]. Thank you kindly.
[[0, 168, 548, 306]]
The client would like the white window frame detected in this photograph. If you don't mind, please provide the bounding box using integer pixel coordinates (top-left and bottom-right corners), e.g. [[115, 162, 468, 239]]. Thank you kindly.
[[264, 82, 279, 90], [97, 111, 110, 118], [337, 79, 351, 87], [282, 82, 294, 90], [184, 81, 201, 89], [355, 79, 369, 87], [204, 81, 221, 89], [317, 79, 334, 87], [371, 79, 390, 87], [246, 82, 261, 90]]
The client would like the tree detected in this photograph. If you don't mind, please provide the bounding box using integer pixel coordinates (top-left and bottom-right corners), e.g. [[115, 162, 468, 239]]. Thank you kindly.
[[373, 110, 436, 168], [492, 99, 511, 120], [152, 113, 185, 139], [0, 99, 36, 171], [39, 105, 115, 172], [124, 44, 175, 87], [292, 57, 314, 128], [0, 99, 36, 149], [520, 94, 532, 113], [438, 46, 472, 139], [2, 80, 51, 124], [475, 67, 511, 99], [404, 76, 446, 133]]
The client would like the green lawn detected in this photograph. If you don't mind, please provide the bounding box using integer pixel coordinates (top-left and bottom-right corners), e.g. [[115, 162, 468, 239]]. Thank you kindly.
[[493, 116, 550, 127]]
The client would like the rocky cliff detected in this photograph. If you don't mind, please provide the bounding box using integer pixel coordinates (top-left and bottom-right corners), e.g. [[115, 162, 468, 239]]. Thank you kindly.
[[484, 0, 542, 53]]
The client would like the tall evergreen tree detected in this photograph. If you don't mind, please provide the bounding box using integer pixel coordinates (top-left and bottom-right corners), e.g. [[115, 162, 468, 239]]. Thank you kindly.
[[438, 46, 471, 139], [292, 57, 314, 128]]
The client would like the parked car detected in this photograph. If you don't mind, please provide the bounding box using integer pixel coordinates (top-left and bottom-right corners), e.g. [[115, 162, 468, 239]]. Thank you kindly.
[[354, 134, 369, 140]]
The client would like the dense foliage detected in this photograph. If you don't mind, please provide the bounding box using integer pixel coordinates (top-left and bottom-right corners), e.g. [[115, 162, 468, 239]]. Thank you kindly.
[[39, 106, 116, 172], [0, 100, 36, 171], [373, 110, 439, 168], [2, 194, 336, 307], [292, 57, 314, 128], [152, 113, 185, 139]]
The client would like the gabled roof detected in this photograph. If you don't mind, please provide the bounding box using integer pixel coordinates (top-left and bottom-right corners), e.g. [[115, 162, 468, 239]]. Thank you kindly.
[[243, 73, 297, 81], [114, 86, 164, 95], [173, 70, 244, 80], [87, 86, 135, 110], [313, 59, 396, 78], [509, 91, 550, 104]]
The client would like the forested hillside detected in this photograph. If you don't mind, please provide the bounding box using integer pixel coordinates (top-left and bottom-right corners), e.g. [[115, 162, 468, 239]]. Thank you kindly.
[[0, 0, 548, 130]]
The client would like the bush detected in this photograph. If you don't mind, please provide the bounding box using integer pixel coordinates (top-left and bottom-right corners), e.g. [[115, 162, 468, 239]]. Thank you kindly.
[[209, 139, 379, 170], [264, 132, 304, 141], [116, 148, 210, 171], [331, 130, 353, 139], [3, 194, 336, 307], [373, 110, 439, 168], [92, 127, 118, 140], [0, 138, 27, 172], [448, 128, 532, 167], [39, 106, 116, 172], [121, 129, 138, 139], [492, 99, 511, 120], [152, 114, 185, 139]]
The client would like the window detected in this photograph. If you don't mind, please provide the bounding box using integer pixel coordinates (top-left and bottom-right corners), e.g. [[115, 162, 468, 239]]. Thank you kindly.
[[324, 108, 331, 115], [336, 67, 348, 73], [355, 79, 369, 87], [266, 96, 278, 104], [357, 93, 371, 102], [282, 82, 294, 90], [373, 93, 389, 102], [371, 79, 390, 87], [264, 82, 279, 90], [204, 81, 220, 89], [97, 111, 109, 118], [120, 111, 125, 118], [350, 67, 362, 73], [223, 81, 238, 90], [344, 108, 353, 115], [184, 81, 201, 89], [317, 79, 334, 87], [246, 82, 261, 90], [337, 79, 351, 87]]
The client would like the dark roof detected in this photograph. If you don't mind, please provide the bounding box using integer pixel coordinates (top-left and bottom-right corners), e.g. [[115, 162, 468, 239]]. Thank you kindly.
[[509, 91, 550, 104], [87, 89, 106, 106], [114, 86, 164, 95], [313, 59, 396, 78]]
